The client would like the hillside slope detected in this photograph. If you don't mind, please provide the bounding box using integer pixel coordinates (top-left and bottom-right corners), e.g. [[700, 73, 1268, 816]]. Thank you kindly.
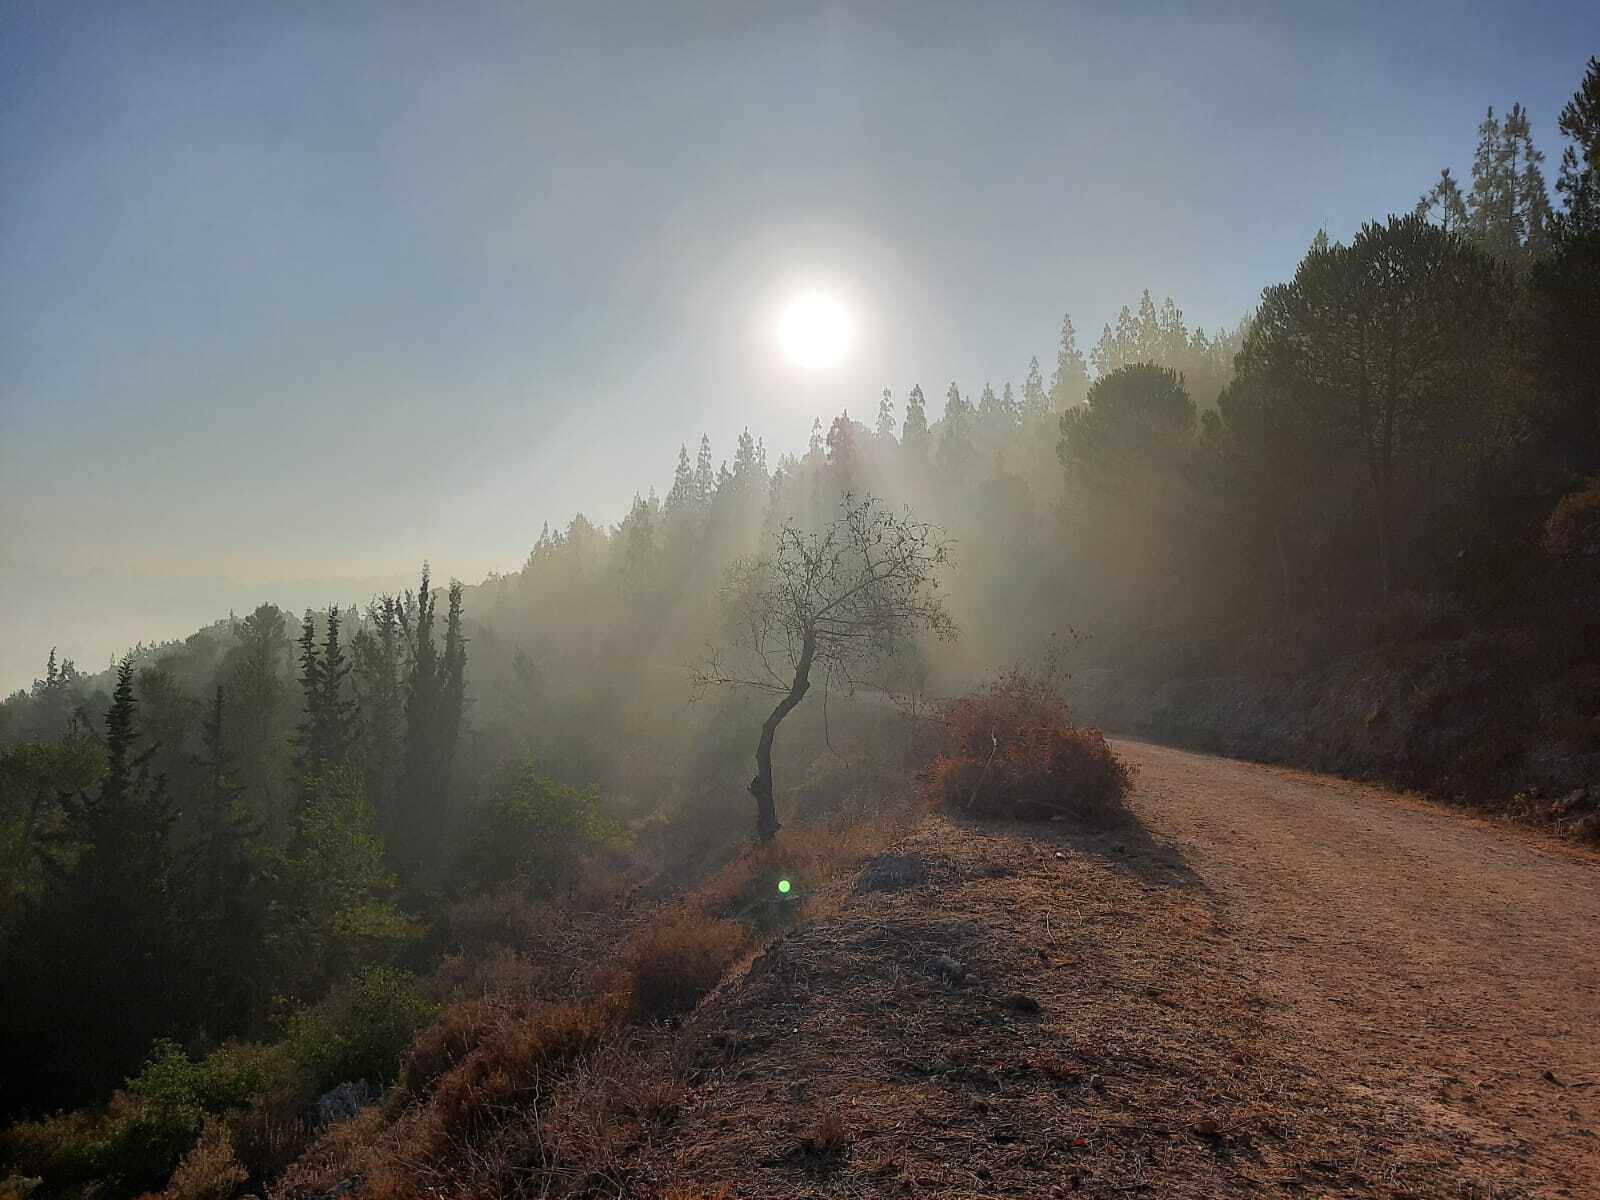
[[627, 741, 1599, 1198]]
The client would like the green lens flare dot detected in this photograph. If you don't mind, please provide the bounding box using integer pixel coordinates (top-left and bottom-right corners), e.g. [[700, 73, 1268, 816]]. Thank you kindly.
[[777, 879, 791, 894]]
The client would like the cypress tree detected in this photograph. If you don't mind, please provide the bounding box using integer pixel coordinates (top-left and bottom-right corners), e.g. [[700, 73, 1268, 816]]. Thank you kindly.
[[393, 567, 467, 884], [2, 659, 185, 1112], [189, 686, 263, 1033]]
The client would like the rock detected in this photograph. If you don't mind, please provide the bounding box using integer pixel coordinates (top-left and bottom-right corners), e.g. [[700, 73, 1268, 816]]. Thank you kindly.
[[857, 853, 927, 893], [315, 1080, 377, 1128]]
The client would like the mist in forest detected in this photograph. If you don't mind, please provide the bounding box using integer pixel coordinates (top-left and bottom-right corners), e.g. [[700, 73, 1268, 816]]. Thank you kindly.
[[2, 5, 1598, 1197]]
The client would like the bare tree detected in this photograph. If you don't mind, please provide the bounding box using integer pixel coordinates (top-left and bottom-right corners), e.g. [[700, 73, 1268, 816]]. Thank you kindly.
[[695, 493, 955, 841]]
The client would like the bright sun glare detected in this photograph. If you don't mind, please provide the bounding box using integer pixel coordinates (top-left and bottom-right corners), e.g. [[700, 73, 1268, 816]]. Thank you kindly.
[[777, 290, 854, 370]]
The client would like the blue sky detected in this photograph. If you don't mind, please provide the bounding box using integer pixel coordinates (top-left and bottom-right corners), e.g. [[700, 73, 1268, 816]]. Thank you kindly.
[[2, 1, 1596, 691]]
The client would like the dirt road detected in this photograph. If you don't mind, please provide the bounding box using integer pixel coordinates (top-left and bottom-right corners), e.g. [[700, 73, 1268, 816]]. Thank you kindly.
[[639, 740, 1600, 1198], [1119, 738, 1600, 1196]]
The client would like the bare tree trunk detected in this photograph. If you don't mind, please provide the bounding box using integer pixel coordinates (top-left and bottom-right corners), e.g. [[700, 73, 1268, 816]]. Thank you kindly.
[[1274, 522, 1293, 615], [1371, 461, 1395, 603], [748, 630, 816, 842]]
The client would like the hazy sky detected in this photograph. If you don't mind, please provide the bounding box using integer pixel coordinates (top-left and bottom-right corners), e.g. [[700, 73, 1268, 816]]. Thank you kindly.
[[3, 1, 1596, 692]]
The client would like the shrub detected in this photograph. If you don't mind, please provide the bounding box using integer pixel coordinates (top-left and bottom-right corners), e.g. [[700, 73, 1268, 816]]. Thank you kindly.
[[426, 1003, 609, 1147], [923, 667, 1132, 823], [1543, 475, 1600, 559], [395, 995, 510, 1099], [282, 966, 437, 1093], [458, 757, 626, 894], [127, 1042, 270, 1118], [162, 1117, 245, 1200], [607, 914, 748, 1022], [1, 1041, 272, 1200]]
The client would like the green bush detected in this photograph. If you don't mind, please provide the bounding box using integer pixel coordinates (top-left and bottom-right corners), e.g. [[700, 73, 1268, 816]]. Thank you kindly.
[[458, 757, 625, 893], [282, 966, 436, 1092], [1, 1041, 268, 1199]]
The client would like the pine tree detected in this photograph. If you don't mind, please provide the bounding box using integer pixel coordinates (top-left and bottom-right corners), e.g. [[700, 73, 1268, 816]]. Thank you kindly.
[[902, 384, 929, 460], [733, 427, 764, 480], [1000, 381, 1021, 427], [1505, 104, 1553, 259], [296, 609, 322, 775], [615, 493, 659, 604], [222, 603, 290, 837], [938, 382, 975, 477], [1467, 104, 1552, 265], [1414, 167, 1469, 232], [694, 433, 715, 505], [665, 445, 695, 512], [317, 606, 355, 762], [440, 581, 467, 780], [876, 388, 897, 440], [1555, 57, 1600, 235], [295, 605, 355, 791], [396, 567, 438, 877], [977, 382, 999, 419], [1022, 356, 1048, 418], [353, 595, 405, 824], [1050, 314, 1090, 409]]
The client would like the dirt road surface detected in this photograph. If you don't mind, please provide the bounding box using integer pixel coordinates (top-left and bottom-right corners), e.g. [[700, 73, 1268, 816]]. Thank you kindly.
[[1123, 739, 1600, 1196], [639, 739, 1600, 1198]]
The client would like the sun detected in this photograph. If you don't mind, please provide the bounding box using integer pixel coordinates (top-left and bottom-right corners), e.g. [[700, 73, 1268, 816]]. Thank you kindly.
[[777, 290, 854, 370]]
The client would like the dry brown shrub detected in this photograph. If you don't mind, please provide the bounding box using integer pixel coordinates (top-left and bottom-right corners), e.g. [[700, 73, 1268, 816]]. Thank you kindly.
[[606, 914, 748, 1022], [349, 1161, 428, 1200], [396, 994, 521, 1100], [431, 945, 544, 1002], [922, 668, 1132, 825], [162, 1118, 246, 1200], [799, 1109, 851, 1154], [427, 1002, 609, 1150], [269, 1106, 387, 1200]]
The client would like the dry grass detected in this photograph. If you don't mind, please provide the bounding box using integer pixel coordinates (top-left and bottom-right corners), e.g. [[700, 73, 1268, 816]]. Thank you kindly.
[[603, 914, 750, 1023], [691, 817, 908, 921], [162, 1118, 246, 1200], [426, 1003, 611, 1151], [268, 783, 922, 1200], [798, 1109, 851, 1155]]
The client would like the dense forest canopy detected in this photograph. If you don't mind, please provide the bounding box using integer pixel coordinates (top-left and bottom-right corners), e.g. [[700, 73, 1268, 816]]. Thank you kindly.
[[1, 51, 1598, 1200]]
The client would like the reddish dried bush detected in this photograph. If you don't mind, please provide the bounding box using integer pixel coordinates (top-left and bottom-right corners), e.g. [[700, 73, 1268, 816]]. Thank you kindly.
[[426, 1002, 610, 1148], [923, 667, 1132, 824], [606, 914, 748, 1022], [395, 994, 512, 1100]]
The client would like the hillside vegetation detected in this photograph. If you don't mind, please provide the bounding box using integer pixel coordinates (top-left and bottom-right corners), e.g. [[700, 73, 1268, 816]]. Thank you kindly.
[[2, 59, 1599, 1200]]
